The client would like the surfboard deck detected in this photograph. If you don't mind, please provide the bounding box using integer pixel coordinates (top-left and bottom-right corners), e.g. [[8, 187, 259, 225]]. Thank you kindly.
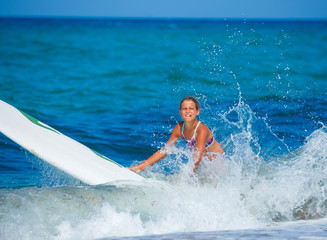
[[0, 100, 144, 185]]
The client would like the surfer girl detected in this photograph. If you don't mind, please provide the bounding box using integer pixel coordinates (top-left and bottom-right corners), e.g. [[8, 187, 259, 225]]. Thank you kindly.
[[128, 96, 224, 173]]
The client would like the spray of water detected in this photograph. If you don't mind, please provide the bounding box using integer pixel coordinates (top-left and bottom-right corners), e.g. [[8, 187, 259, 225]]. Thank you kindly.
[[1, 95, 326, 240]]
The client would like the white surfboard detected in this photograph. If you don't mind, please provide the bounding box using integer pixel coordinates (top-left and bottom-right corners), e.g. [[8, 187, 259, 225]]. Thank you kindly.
[[0, 100, 144, 185]]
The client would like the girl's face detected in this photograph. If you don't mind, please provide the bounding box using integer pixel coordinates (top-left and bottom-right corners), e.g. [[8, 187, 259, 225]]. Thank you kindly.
[[179, 100, 200, 122]]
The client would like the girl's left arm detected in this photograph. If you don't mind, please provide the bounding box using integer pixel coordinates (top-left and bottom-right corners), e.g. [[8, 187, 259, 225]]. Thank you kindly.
[[193, 124, 209, 172]]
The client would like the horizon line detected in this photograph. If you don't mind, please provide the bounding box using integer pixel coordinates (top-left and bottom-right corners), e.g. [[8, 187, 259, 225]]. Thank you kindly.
[[1, 15, 327, 22]]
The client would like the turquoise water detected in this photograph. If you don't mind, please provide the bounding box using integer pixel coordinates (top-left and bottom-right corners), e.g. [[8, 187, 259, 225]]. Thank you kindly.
[[0, 18, 327, 239]]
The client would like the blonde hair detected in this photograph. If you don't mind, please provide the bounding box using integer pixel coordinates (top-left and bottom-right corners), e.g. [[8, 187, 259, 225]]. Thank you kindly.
[[180, 96, 200, 110]]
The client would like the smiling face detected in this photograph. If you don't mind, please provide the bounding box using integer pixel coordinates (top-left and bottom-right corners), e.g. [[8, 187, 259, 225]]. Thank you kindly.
[[179, 100, 200, 122]]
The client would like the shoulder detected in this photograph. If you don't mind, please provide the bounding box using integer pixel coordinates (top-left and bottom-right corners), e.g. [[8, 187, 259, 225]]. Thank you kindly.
[[175, 122, 184, 130], [171, 122, 183, 137], [196, 122, 211, 137], [198, 122, 210, 131]]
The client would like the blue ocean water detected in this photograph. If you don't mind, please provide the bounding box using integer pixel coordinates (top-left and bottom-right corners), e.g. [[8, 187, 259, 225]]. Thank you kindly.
[[0, 18, 327, 239]]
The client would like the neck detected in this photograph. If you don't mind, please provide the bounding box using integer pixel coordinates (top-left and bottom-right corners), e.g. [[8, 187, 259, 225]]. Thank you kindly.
[[184, 119, 198, 129]]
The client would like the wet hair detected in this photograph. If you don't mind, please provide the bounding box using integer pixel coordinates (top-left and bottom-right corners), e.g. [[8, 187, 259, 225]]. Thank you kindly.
[[180, 96, 200, 110]]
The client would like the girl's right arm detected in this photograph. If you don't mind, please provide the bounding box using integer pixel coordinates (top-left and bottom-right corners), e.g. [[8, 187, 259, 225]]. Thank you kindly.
[[128, 149, 168, 173], [128, 123, 182, 173]]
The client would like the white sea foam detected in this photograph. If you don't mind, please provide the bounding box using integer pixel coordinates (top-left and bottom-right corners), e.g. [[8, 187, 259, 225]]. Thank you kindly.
[[1, 92, 327, 240], [1, 126, 327, 239]]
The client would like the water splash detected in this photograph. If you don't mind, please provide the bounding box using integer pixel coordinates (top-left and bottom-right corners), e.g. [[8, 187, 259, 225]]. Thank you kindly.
[[1, 125, 327, 239]]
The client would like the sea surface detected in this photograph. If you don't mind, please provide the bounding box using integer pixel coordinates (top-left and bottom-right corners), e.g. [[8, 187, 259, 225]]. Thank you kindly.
[[0, 17, 327, 239]]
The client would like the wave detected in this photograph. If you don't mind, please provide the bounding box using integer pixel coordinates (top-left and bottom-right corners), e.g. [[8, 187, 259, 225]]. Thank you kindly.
[[1, 124, 326, 239]]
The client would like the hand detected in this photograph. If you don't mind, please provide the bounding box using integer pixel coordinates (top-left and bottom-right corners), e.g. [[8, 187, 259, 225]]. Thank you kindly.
[[193, 165, 198, 173], [193, 160, 201, 172], [127, 165, 142, 173], [128, 161, 148, 173]]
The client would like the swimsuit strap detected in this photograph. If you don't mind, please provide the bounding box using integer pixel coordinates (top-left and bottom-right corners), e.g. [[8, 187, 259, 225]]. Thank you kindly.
[[206, 136, 214, 148], [182, 121, 201, 141], [192, 121, 201, 139]]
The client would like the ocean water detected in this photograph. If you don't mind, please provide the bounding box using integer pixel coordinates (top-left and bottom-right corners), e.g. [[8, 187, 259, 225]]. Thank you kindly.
[[0, 17, 327, 239]]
